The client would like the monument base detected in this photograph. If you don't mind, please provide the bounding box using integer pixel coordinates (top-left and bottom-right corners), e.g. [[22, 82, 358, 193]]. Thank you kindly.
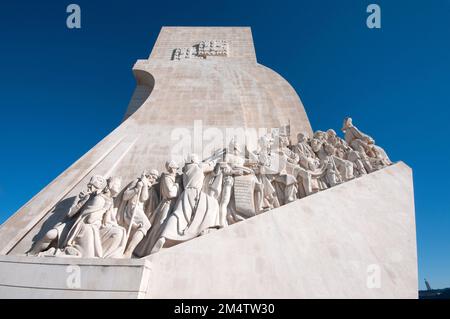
[[0, 162, 417, 298]]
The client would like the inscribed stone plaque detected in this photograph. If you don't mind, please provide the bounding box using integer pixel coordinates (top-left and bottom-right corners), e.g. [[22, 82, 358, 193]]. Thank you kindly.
[[233, 175, 256, 217]]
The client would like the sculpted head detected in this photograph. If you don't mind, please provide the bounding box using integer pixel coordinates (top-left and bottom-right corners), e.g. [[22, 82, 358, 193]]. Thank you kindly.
[[326, 129, 338, 145], [141, 169, 151, 181], [165, 160, 179, 174], [342, 117, 353, 132], [88, 175, 107, 193], [148, 169, 159, 183], [324, 143, 336, 156], [313, 130, 326, 141], [310, 138, 323, 152], [107, 176, 122, 197], [297, 132, 307, 144], [187, 153, 200, 164], [327, 129, 337, 138]]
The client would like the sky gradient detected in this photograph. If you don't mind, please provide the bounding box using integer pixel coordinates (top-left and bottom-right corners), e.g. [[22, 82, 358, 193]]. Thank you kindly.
[[0, 0, 449, 290]]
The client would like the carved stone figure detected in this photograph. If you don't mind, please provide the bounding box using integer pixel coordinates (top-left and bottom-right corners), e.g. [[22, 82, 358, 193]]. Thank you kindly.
[[221, 140, 257, 225], [134, 161, 180, 257], [324, 142, 355, 182], [206, 162, 223, 201], [272, 133, 299, 205], [63, 176, 127, 258], [342, 117, 374, 147], [310, 138, 341, 187], [144, 169, 161, 223], [342, 117, 391, 172], [98, 177, 127, 258], [27, 175, 105, 256], [29, 117, 393, 259], [250, 134, 280, 212], [292, 132, 325, 197], [61, 176, 108, 257], [342, 117, 376, 173], [118, 170, 153, 258], [324, 129, 367, 178], [313, 130, 327, 141], [368, 144, 392, 169], [150, 154, 220, 254], [326, 129, 348, 159]]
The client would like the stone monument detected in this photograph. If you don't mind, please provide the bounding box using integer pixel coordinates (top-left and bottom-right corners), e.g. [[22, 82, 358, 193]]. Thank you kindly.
[[0, 27, 417, 298]]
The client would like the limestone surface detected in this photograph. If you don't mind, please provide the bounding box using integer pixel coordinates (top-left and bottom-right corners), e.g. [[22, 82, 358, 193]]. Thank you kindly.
[[0, 27, 417, 299], [0, 163, 417, 298]]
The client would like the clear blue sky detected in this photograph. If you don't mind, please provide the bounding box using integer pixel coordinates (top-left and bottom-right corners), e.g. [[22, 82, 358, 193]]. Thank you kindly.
[[0, 0, 448, 290]]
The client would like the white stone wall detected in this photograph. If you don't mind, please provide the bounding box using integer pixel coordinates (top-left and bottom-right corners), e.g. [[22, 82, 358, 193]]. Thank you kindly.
[[144, 162, 417, 298], [0, 163, 417, 298]]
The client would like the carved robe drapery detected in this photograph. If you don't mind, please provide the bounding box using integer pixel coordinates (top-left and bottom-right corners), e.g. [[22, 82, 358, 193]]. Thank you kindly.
[[134, 173, 179, 257], [117, 180, 152, 237], [63, 194, 109, 258], [344, 125, 374, 150], [145, 184, 160, 223], [159, 162, 220, 242]]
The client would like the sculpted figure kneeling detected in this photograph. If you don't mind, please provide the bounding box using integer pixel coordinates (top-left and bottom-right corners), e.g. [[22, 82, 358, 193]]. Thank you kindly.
[[63, 176, 126, 258], [28, 175, 106, 256]]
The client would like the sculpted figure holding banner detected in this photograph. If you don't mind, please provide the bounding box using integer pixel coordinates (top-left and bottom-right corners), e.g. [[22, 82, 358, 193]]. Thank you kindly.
[[150, 154, 220, 254], [367, 144, 392, 169]]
